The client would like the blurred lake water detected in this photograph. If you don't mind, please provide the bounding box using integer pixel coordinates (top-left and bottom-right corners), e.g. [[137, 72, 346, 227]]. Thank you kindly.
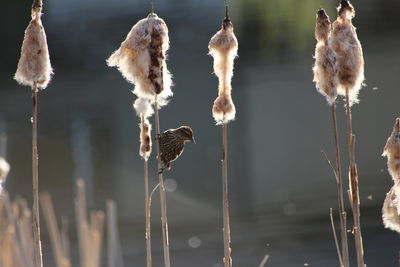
[[1, 0, 399, 265]]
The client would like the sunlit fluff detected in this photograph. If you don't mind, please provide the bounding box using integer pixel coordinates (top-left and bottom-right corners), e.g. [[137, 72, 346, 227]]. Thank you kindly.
[[134, 98, 153, 160], [312, 9, 338, 106], [382, 118, 400, 183], [329, 0, 364, 106], [107, 13, 172, 107], [14, 8, 53, 90], [382, 186, 400, 233], [0, 157, 10, 195], [209, 18, 238, 124]]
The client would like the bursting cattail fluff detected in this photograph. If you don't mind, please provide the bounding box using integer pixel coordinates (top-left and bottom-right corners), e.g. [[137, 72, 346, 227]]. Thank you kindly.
[[382, 186, 400, 233], [134, 98, 153, 161], [0, 157, 10, 195], [382, 118, 400, 183], [14, 7, 53, 90], [107, 13, 172, 107], [209, 16, 238, 124], [312, 9, 338, 106], [329, 0, 364, 105]]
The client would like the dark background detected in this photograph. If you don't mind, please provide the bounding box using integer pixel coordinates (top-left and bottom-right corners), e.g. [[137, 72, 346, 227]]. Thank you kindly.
[[1, 0, 399, 266]]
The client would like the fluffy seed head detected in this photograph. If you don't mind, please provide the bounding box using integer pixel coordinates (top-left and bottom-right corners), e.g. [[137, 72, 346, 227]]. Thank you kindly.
[[315, 9, 331, 43], [107, 13, 172, 107], [382, 118, 400, 182], [133, 97, 153, 119], [313, 9, 338, 105], [0, 157, 10, 185], [133, 97, 153, 160], [382, 186, 400, 233], [139, 118, 152, 161], [14, 8, 53, 90], [209, 14, 238, 124], [329, 0, 364, 106]]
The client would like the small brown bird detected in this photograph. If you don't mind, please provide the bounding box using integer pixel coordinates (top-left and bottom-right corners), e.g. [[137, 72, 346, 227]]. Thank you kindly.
[[157, 126, 195, 174]]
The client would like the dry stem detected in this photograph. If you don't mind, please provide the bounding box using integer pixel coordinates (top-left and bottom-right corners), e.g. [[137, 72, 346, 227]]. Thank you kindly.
[[345, 88, 365, 267], [144, 159, 152, 267], [331, 104, 349, 267], [154, 95, 170, 267], [222, 121, 232, 267], [32, 84, 43, 267]]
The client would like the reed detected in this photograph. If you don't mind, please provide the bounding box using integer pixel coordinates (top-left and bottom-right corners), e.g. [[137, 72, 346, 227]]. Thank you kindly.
[[382, 119, 400, 232], [209, 6, 238, 267], [39, 192, 71, 267], [107, 11, 173, 266], [312, 8, 348, 267], [330, 1, 365, 265], [134, 97, 154, 267], [14, 0, 53, 265]]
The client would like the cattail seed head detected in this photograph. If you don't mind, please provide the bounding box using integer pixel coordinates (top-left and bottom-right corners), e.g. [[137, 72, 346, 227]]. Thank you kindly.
[[329, 0, 364, 106], [382, 186, 400, 233], [14, 7, 53, 90], [134, 98, 153, 161], [0, 157, 10, 194], [312, 9, 338, 106], [107, 13, 172, 107], [209, 13, 238, 125], [382, 118, 400, 182]]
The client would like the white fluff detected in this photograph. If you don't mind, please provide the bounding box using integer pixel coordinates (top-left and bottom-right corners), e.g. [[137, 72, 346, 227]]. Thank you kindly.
[[0, 157, 10, 195], [382, 186, 400, 233], [107, 13, 172, 108], [382, 118, 400, 183], [209, 20, 238, 124], [133, 97, 153, 119], [329, 2, 364, 106], [14, 10, 53, 90]]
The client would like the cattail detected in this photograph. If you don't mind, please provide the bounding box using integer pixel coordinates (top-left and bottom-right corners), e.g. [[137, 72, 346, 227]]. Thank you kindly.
[[382, 186, 400, 233], [209, 11, 238, 124], [329, 0, 364, 106], [14, 3, 53, 90], [107, 13, 172, 107], [382, 118, 400, 183], [0, 157, 10, 195], [134, 98, 153, 161], [312, 9, 338, 106]]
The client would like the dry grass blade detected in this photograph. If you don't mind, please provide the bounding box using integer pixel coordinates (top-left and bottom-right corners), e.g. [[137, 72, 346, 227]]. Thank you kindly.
[[330, 208, 344, 267], [258, 254, 270, 267], [39, 192, 71, 267], [107, 200, 125, 267]]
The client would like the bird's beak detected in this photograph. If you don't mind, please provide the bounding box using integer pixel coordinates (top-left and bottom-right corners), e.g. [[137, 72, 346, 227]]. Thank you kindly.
[[191, 137, 196, 144]]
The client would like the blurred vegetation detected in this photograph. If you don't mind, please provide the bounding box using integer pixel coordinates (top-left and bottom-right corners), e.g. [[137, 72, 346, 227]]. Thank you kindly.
[[235, 0, 335, 58]]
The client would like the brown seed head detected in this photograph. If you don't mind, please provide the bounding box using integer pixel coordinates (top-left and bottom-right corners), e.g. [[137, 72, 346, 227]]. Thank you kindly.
[[315, 9, 331, 43], [383, 118, 400, 183], [382, 186, 400, 233]]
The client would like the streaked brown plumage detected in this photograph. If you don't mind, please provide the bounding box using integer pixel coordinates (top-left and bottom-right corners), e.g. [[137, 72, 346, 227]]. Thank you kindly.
[[157, 126, 195, 174]]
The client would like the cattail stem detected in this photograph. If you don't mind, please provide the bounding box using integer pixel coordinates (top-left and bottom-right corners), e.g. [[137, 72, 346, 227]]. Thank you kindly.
[[344, 88, 365, 267], [221, 121, 232, 267], [331, 103, 349, 267], [154, 95, 170, 267], [32, 84, 43, 267], [144, 159, 152, 267]]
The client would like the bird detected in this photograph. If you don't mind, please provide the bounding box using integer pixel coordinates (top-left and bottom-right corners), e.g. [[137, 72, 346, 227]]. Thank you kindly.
[[156, 126, 195, 174]]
